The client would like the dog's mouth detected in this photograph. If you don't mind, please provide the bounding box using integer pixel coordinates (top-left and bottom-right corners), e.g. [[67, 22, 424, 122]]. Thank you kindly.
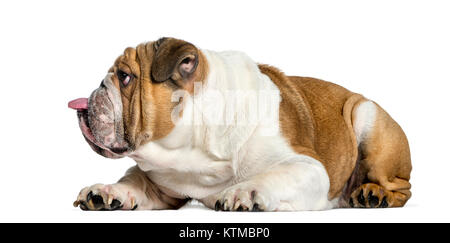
[[69, 98, 125, 159], [78, 109, 124, 158]]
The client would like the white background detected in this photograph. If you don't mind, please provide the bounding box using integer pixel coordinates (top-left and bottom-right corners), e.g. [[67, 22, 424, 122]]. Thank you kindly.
[[0, 0, 449, 222]]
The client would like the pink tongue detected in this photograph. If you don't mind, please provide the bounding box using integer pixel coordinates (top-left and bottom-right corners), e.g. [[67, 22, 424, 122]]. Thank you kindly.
[[68, 98, 88, 110]]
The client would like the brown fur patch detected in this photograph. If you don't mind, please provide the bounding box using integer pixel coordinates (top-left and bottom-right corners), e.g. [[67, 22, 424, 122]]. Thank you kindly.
[[259, 64, 412, 204], [109, 38, 209, 148], [259, 64, 365, 199], [351, 102, 412, 207]]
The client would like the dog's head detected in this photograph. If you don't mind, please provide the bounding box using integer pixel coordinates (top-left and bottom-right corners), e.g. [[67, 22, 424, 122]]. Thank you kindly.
[[68, 37, 208, 158]]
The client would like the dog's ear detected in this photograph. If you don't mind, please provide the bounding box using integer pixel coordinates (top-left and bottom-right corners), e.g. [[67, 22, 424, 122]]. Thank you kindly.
[[151, 37, 199, 83]]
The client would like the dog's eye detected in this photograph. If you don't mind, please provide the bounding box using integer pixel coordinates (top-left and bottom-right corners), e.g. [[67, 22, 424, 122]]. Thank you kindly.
[[117, 70, 132, 86]]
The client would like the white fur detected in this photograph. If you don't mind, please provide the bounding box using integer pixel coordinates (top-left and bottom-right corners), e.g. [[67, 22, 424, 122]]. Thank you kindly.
[[353, 101, 377, 145], [131, 50, 332, 210]]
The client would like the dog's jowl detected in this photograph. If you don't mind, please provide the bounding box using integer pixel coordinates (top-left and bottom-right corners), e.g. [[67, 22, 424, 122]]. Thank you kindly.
[[69, 37, 412, 211]]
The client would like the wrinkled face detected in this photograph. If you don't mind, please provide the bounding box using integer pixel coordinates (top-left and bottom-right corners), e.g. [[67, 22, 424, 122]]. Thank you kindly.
[[68, 38, 208, 158]]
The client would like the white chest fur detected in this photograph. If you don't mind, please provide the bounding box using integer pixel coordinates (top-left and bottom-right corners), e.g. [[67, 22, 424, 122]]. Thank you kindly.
[[129, 50, 328, 203]]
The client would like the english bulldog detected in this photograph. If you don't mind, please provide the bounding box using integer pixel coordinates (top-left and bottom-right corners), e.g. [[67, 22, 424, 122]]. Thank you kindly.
[[70, 37, 412, 211]]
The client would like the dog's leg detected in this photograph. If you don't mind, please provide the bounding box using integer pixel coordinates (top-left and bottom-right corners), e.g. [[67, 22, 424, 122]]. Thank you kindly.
[[201, 155, 332, 211], [73, 166, 188, 210], [348, 100, 412, 208]]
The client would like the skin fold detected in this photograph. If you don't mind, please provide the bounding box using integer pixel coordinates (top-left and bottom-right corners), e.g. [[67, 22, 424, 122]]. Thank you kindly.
[[70, 37, 411, 211]]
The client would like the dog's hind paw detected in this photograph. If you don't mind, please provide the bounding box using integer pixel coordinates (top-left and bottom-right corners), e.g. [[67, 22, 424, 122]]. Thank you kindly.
[[349, 183, 391, 208]]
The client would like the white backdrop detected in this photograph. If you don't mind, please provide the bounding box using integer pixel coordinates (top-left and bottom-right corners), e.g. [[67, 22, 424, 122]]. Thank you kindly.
[[0, 0, 449, 222]]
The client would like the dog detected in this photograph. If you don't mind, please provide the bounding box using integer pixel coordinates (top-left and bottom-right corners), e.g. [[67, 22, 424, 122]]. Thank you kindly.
[[70, 37, 412, 211]]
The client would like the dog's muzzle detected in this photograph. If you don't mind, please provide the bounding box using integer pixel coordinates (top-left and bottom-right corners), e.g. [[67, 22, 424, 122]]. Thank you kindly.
[[68, 73, 130, 158]]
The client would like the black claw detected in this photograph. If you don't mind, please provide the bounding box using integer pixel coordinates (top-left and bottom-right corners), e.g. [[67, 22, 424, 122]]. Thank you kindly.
[[349, 198, 354, 208], [357, 190, 365, 206], [221, 200, 230, 211], [86, 191, 93, 202], [368, 191, 379, 208], [110, 199, 122, 210], [131, 204, 138, 211], [91, 194, 104, 208], [252, 203, 262, 212], [379, 196, 388, 208], [214, 200, 221, 211]]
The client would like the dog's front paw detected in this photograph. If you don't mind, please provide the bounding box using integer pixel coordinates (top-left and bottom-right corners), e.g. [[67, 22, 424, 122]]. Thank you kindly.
[[214, 186, 268, 212], [73, 183, 138, 211]]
